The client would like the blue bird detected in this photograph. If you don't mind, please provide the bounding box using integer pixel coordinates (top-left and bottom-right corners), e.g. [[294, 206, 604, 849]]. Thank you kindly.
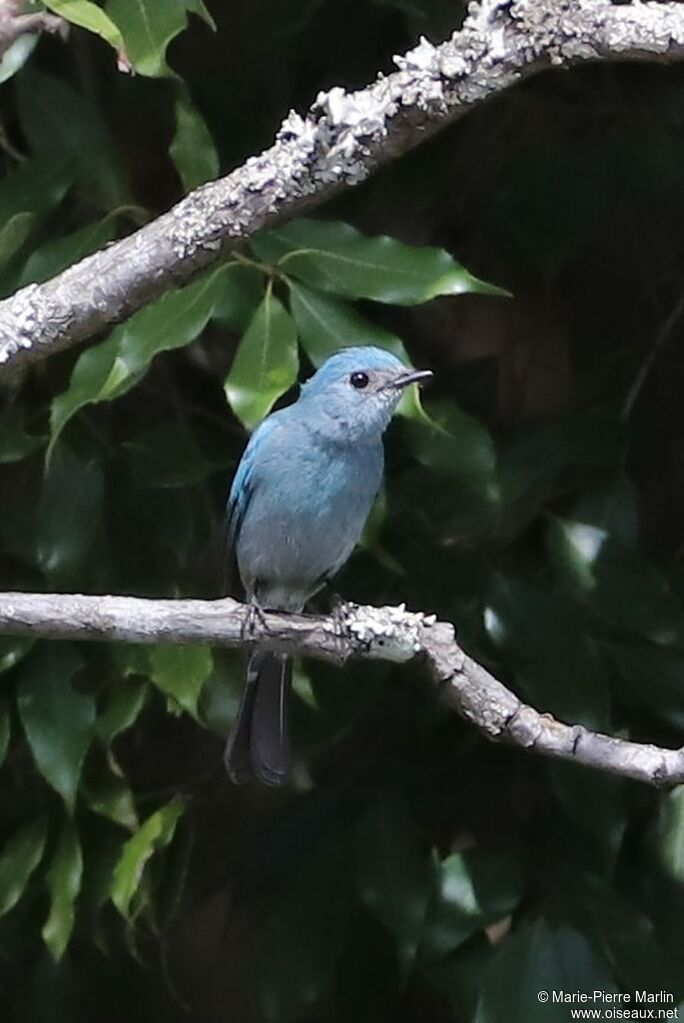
[[224, 345, 432, 785]]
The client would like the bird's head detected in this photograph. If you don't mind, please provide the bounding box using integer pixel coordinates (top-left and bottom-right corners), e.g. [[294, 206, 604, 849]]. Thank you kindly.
[[299, 345, 433, 439]]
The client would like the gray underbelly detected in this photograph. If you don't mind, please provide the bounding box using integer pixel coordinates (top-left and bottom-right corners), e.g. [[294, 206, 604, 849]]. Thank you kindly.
[[236, 495, 372, 608]]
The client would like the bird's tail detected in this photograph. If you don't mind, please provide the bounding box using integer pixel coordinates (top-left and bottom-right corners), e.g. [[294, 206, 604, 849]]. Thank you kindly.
[[224, 652, 292, 786]]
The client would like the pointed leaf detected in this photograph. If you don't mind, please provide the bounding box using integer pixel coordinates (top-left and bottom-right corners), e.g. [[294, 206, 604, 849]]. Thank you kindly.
[[213, 264, 264, 332], [406, 398, 498, 500], [170, 87, 218, 189], [41, 821, 83, 962], [289, 280, 404, 364], [110, 799, 185, 918], [253, 219, 506, 304], [96, 676, 147, 744], [42, 0, 124, 51], [0, 816, 48, 917], [18, 645, 95, 812], [224, 289, 298, 429], [149, 644, 213, 718], [49, 267, 228, 451], [106, 0, 214, 77], [82, 764, 138, 830], [420, 850, 522, 964], [289, 281, 427, 420]]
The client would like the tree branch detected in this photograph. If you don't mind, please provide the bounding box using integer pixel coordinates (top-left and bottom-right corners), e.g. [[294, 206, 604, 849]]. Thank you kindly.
[[0, 0, 67, 59], [1, 0, 684, 370], [0, 590, 680, 788]]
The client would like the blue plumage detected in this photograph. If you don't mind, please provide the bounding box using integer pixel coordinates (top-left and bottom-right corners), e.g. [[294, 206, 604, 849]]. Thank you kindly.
[[225, 345, 432, 785]]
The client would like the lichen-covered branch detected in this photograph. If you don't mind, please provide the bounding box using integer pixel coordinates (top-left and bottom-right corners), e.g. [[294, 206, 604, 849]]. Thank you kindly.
[[1, 0, 684, 369], [0, 590, 681, 788]]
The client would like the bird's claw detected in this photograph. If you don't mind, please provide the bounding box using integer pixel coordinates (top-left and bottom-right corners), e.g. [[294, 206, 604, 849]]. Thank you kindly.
[[241, 598, 269, 643], [330, 594, 353, 656]]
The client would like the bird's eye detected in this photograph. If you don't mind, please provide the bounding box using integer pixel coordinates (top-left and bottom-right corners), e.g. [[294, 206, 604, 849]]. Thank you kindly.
[[350, 372, 369, 389]]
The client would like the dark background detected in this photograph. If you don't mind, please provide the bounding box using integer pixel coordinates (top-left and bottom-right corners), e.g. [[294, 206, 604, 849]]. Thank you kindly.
[[1, 1, 684, 1020]]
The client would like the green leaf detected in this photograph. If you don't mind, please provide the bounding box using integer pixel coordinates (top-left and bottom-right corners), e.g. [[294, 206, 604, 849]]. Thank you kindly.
[[355, 794, 434, 973], [0, 816, 48, 917], [474, 918, 617, 1023], [16, 69, 128, 208], [289, 280, 431, 421], [49, 266, 228, 452], [106, 0, 215, 77], [289, 280, 405, 365], [224, 288, 299, 430], [405, 398, 498, 500], [252, 219, 506, 304], [17, 645, 95, 812], [0, 212, 35, 271], [170, 87, 219, 190], [110, 799, 185, 918], [37, 447, 104, 586], [82, 764, 138, 830], [96, 676, 147, 744], [0, 701, 10, 770], [42, 0, 125, 52], [212, 264, 264, 333], [41, 821, 83, 962], [149, 644, 213, 718], [548, 516, 683, 645], [420, 850, 522, 964]]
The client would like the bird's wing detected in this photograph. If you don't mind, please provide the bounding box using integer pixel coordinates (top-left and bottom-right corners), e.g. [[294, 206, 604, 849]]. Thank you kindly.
[[226, 411, 283, 549]]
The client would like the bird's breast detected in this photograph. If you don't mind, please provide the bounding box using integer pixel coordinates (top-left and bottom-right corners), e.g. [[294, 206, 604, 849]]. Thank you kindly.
[[235, 437, 383, 605]]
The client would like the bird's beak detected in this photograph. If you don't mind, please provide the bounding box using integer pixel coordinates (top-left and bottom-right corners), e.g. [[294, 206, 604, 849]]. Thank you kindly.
[[391, 369, 434, 390]]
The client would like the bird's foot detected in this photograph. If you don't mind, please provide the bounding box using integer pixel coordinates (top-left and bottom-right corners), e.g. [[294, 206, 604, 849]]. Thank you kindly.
[[330, 593, 353, 657], [241, 598, 269, 643]]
